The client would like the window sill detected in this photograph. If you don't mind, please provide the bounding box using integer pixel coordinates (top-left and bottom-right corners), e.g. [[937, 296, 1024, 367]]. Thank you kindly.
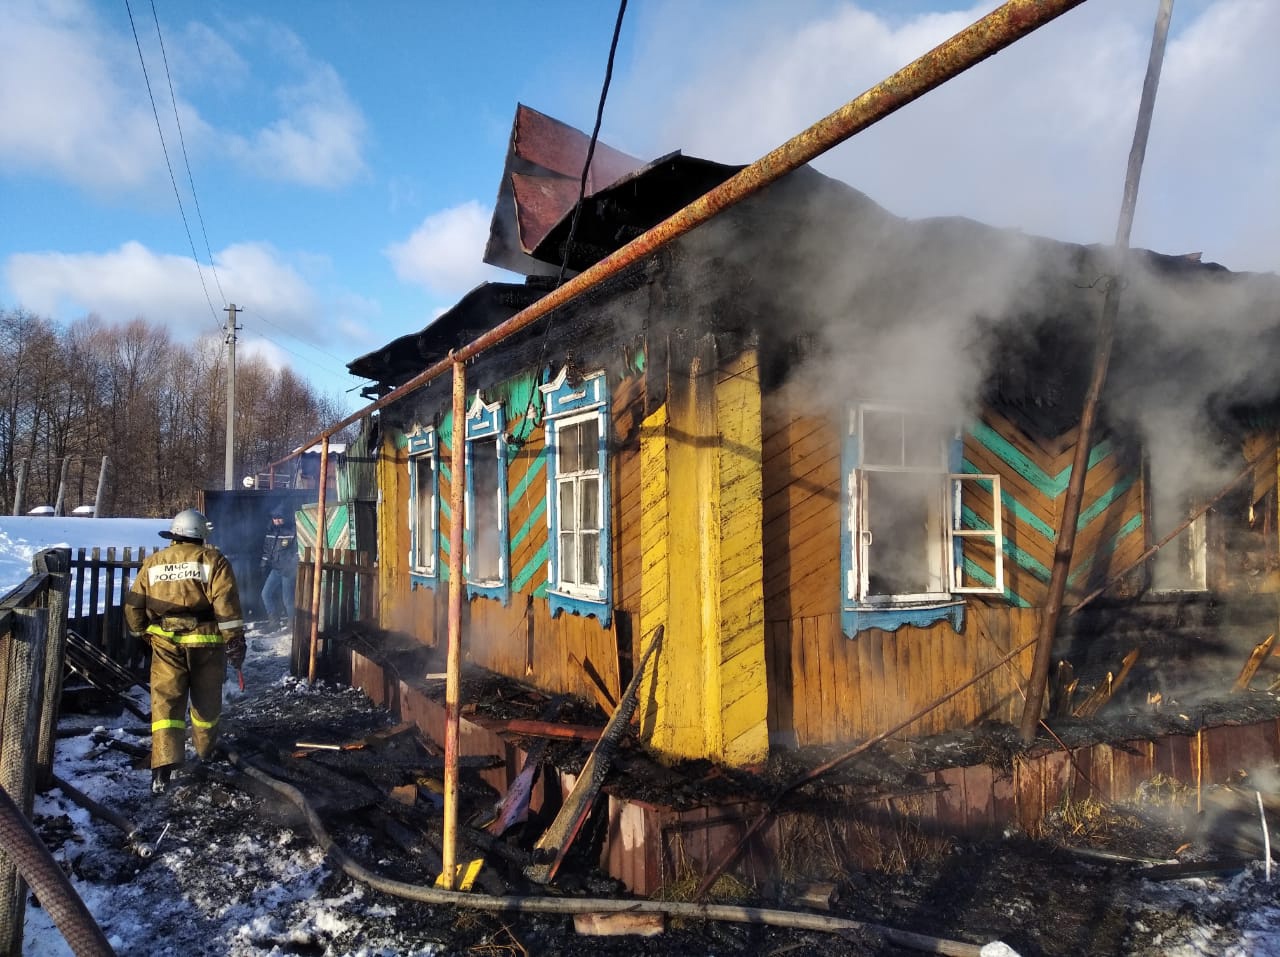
[[410, 571, 437, 590], [466, 581, 510, 605], [548, 590, 611, 628], [841, 600, 965, 637]]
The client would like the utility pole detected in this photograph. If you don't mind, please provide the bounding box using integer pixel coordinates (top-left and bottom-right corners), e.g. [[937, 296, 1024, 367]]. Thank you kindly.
[[224, 303, 240, 491]]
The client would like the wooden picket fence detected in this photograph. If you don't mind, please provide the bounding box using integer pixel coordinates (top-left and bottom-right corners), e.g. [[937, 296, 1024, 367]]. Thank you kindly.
[[293, 547, 377, 678], [66, 546, 158, 677]]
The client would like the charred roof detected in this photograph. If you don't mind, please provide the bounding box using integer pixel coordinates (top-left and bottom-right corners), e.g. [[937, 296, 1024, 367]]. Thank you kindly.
[[347, 281, 549, 396], [357, 105, 1280, 433]]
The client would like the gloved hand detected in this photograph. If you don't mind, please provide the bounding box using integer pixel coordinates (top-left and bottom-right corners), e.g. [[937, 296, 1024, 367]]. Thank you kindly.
[[225, 631, 246, 670]]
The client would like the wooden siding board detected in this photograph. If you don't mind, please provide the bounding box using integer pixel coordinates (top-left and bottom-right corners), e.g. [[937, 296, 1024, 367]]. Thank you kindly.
[[764, 622, 792, 742], [962, 441, 1060, 529], [792, 622, 813, 745], [762, 467, 840, 533]]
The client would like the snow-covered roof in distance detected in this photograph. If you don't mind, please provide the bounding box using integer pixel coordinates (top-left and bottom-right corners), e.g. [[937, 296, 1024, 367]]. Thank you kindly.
[[294, 442, 347, 455]]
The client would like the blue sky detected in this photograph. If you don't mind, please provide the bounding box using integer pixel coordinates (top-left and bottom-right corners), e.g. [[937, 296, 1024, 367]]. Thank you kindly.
[[2, 0, 1277, 409]]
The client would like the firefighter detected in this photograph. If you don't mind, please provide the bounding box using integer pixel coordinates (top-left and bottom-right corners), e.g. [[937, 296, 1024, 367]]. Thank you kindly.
[[259, 505, 299, 629], [124, 508, 246, 794]]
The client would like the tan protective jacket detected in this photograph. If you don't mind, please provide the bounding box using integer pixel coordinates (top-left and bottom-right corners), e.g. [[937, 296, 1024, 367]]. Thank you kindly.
[[124, 541, 245, 646]]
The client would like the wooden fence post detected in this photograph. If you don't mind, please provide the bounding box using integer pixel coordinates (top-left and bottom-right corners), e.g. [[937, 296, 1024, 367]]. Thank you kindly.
[[0, 606, 49, 956], [33, 548, 71, 791]]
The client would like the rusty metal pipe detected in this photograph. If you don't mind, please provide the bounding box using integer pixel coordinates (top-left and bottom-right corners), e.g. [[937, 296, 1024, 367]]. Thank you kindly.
[[1018, 0, 1174, 743], [441, 357, 467, 888], [268, 0, 1087, 467]]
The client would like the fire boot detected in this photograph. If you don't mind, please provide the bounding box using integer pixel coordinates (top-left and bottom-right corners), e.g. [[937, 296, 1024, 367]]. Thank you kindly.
[[151, 765, 174, 795]]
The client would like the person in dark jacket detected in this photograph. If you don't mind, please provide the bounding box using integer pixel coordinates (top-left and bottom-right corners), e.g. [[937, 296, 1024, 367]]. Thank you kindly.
[[124, 508, 245, 794], [260, 506, 299, 629]]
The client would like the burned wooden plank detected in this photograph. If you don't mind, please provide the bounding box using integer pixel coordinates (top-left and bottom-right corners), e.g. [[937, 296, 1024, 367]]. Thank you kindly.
[[476, 717, 602, 741], [1073, 650, 1139, 718], [63, 628, 149, 721], [483, 697, 567, 837], [1232, 633, 1276, 692], [1051, 660, 1077, 718], [524, 625, 664, 885]]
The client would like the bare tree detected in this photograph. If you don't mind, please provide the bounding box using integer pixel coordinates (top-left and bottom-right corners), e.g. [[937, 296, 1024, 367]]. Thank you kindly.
[[0, 307, 351, 515]]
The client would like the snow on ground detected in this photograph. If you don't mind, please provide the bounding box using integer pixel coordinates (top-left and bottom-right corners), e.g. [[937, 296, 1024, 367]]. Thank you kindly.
[[3, 517, 1280, 956], [21, 625, 456, 957]]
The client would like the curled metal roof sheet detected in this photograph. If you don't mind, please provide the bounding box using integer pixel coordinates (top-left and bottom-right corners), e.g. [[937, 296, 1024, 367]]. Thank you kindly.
[[483, 104, 643, 275]]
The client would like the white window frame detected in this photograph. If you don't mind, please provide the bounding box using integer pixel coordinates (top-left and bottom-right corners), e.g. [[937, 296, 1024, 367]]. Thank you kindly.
[[1149, 505, 1208, 593], [949, 473, 1005, 595], [464, 392, 509, 601], [551, 410, 606, 599], [407, 426, 438, 582], [541, 367, 611, 624], [844, 403, 1004, 607]]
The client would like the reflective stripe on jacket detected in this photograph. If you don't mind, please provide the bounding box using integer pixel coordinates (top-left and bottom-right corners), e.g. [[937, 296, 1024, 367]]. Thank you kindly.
[[144, 623, 228, 646], [124, 540, 244, 644]]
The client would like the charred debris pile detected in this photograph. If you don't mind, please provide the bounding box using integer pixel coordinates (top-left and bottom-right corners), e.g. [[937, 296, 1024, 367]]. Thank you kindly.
[[310, 622, 1280, 837], [52, 620, 1280, 954]]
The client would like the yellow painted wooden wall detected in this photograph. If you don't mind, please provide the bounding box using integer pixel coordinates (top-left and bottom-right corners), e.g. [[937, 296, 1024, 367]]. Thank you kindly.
[[637, 343, 770, 766], [375, 429, 436, 639], [375, 375, 651, 707]]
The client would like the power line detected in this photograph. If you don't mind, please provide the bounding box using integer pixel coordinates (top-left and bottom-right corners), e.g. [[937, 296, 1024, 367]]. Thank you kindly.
[[122, 0, 221, 333], [149, 0, 226, 306], [241, 308, 359, 371], [556, 0, 628, 289], [235, 307, 366, 384], [520, 0, 628, 433]]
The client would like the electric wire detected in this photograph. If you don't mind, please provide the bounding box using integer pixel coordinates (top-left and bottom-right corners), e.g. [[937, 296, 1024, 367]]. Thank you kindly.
[[234, 308, 366, 386], [122, 0, 222, 332], [149, 0, 226, 306], [555, 0, 628, 290], [519, 0, 628, 431], [240, 308, 360, 373]]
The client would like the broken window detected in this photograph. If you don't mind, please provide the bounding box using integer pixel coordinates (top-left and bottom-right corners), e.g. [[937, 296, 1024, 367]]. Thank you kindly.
[[407, 427, 437, 584], [842, 403, 1003, 636], [464, 393, 509, 602], [541, 368, 611, 625], [1149, 493, 1207, 592]]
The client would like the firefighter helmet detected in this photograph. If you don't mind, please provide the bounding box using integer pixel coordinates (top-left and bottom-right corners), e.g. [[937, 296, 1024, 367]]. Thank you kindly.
[[163, 508, 213, 541]]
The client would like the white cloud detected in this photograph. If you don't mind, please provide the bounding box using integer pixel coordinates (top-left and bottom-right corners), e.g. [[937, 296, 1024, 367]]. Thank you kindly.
[[3, 240, 320, 340], [224, 59, 368, 189], [384, 201, 507, 299], [0, 1, 366, 193], [0, 0, 169, 191], [623, 0, 1280, 273]]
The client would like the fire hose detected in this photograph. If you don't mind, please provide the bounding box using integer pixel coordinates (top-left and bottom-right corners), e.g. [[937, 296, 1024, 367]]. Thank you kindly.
[[50, 775, 153, 859], [0, 784, 114, 957], [223, 748, 994, 956]]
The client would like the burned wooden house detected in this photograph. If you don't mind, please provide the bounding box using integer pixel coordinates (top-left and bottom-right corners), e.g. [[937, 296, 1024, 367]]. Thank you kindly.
[[340, 105, 1280, 890]]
